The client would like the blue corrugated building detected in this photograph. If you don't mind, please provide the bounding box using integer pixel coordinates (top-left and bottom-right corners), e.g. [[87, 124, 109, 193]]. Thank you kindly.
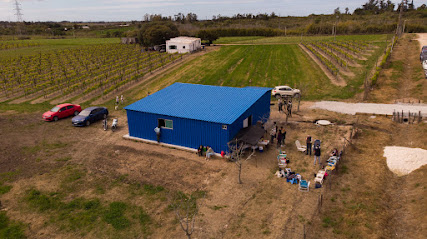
[[124, 83, 271, 153]]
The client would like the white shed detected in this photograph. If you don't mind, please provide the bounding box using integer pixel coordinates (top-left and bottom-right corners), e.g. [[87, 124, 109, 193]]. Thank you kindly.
[[166, 37, 201, 54]]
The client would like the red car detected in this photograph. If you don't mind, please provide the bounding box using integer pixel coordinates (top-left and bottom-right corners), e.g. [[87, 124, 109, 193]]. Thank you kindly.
[[43, 103, 82, 121]]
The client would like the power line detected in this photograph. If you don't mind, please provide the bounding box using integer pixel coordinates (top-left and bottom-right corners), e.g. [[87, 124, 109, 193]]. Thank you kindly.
[[14, 0, 23, 22]]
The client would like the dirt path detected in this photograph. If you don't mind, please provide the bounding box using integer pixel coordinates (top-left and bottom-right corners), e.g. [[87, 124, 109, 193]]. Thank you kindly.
[[416, 33, 427, 50], [298, 44, 347, 86], [370, 34, 427, 103]]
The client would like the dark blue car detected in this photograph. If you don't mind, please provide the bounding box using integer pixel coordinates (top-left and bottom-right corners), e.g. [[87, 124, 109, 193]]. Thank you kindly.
[[72, 106, 109, 126]]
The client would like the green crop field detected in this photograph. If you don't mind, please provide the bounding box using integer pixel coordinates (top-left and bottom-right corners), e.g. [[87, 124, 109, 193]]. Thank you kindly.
[[143, 45, 346, 100], [138, 39, 388, 101], [214, 34, 391, 44]]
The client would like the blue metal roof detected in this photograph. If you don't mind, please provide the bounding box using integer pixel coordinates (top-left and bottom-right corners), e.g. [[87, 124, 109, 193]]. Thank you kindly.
[[124, 83, 271, 124]]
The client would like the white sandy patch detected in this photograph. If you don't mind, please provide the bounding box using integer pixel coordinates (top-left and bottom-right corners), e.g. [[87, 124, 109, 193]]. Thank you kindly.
[[417, 33, 427, 51], [383, 146, 427, 176], [311, 101, 427, 116]]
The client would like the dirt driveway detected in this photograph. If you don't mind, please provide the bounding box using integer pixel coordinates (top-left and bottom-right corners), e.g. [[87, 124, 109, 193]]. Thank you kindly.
[[417, 33, 427, 50]]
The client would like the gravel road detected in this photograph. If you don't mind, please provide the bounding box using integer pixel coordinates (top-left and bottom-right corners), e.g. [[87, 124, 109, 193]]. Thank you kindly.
[[311, 101, 427, 116]]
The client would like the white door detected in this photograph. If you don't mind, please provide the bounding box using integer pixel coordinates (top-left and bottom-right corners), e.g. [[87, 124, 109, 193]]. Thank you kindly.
[[243, 117, 249, 128]]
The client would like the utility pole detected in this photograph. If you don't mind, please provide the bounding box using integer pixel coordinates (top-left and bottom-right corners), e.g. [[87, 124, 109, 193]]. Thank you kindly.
[[334, 14, 339, 41], [13, 0, 23, 35], [14, 0, 23, 22], [396, 0, 407, 37]]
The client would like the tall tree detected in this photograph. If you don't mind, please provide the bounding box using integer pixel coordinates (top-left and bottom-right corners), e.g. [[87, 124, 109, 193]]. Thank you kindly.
[[197, 30, 218, 44], [138, 22, 179, 46], [228, 139, 256, 184]]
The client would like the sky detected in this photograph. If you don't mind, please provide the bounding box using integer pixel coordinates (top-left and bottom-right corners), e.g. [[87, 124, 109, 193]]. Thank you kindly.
[[0, 0, 420, 22]]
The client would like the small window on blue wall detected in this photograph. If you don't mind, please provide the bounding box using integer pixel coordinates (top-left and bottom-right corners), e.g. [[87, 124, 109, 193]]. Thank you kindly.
[[222, 125, 227, 130], [159, 119, 173, 129]]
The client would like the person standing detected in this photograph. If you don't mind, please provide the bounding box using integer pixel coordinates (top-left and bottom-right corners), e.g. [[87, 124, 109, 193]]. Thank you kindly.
[[278, 98, 283, 112], [277, 128, 283, 148], [306, 135, 312, 155], [120, 95, 124, 104], [281, 127, 286, 146], [115, 95, 119, 105], [270, 126, 276, 143], [154, 126, 161, 143], [314, 145, 321, 166]]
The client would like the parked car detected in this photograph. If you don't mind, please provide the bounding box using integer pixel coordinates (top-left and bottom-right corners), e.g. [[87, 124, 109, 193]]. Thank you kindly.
[[71, 107, 109, 126], [420, 51, 427, 62], [271, 86, 301, 98], [43, 103, 81, 121]]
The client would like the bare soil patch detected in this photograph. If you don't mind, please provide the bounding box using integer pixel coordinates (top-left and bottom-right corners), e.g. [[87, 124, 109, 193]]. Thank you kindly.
[[416, 33, 427, 50]]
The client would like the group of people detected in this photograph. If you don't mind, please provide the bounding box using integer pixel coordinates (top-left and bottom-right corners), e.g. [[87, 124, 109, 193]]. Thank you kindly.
[[305, 135, 321, 166], [305, 135, 339, 167], [115, 95, 125, 110], [269, 122, 287, 148], [278, 98, 293, 116], [197, 145, 215, 160]]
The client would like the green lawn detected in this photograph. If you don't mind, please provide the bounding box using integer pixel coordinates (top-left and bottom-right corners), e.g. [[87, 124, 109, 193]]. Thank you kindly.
[[140, 45, 346, 100], [214, 34, 391, 44]]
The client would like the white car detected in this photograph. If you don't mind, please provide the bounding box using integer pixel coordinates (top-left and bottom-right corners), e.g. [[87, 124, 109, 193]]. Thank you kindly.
[[271, 86, 301, 98]]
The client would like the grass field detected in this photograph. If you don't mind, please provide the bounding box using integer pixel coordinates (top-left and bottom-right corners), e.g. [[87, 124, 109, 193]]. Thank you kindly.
[[144, 45, 337, 100], [135, 43, 388, 101], [214, 34, 391, 44]]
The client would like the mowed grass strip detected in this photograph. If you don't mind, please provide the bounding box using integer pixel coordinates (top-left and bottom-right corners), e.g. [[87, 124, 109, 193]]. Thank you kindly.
[[143, 45, 340, 100]]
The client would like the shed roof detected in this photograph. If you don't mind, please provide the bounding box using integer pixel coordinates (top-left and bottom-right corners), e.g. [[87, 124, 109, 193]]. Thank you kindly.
[[166, 37, 200, 44], [124, 83, 271, 124]]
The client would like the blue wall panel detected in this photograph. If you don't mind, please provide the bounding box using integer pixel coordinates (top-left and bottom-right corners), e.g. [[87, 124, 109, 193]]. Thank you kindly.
[[127, 110, 230, 153], [228, 91, 271, 141]]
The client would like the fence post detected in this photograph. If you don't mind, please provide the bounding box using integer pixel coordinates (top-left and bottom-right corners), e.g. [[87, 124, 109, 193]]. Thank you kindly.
[[303, 224, 306, 239], [409, 112, 412, 123]]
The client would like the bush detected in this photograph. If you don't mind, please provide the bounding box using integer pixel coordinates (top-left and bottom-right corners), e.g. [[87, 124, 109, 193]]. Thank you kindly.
[[197, 28, 285, 38]]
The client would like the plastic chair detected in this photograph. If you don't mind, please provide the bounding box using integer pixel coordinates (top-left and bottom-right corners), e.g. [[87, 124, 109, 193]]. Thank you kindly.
[[278, 159, 287, 169], [299, 180, 310, 192], [295, 140, 307, 152]]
